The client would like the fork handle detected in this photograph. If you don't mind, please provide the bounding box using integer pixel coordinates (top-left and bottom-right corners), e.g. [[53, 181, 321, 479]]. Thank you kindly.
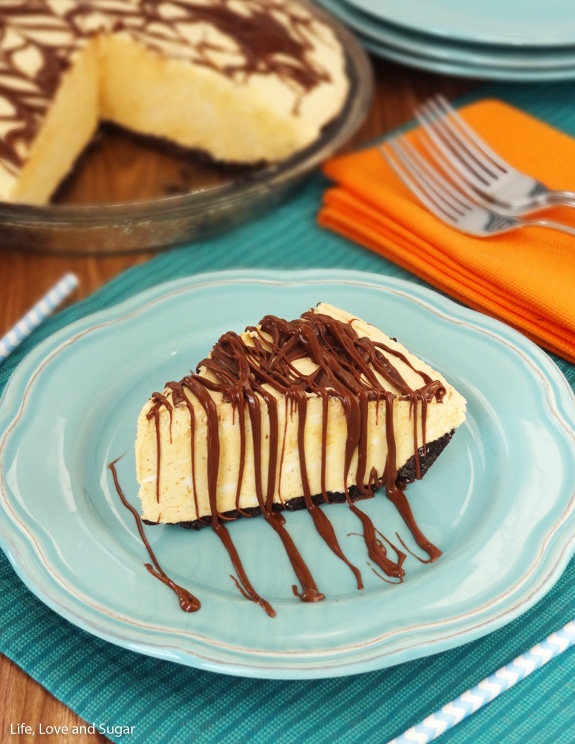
[[522, 218, 575, 237], [523, 190, 575, 211]]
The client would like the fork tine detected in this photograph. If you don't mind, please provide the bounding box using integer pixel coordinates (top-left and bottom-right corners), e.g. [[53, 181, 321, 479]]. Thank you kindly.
[[381, 141, 453, 220], [432, 95, 509, 174], [381, 137, 472, 224], [416, 96, 507, 189], [411, 124, 493, 204], [396, 138, 472, 212], [416, 101, 494, 186], [381, 141, 453, 221]]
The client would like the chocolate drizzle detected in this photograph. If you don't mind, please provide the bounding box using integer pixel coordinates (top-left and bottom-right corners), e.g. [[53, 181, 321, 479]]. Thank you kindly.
[[0, 0, 336, 178], [133, 307, 450, 614], [108, 457, 201, 613]]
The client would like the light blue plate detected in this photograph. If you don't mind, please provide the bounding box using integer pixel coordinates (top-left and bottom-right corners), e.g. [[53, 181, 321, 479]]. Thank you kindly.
[[344, 0, 575, 47], [1, 270, 575, 679], [316, 0, 575, 74], [359, 36, 575, 82]]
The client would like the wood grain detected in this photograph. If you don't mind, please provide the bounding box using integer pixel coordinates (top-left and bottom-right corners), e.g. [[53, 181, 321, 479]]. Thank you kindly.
[[0, 54, 479, 742]]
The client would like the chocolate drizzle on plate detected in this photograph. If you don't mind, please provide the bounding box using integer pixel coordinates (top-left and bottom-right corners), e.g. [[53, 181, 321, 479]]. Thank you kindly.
[[108, 457, 201, 613], [112, 307, 451, 616]]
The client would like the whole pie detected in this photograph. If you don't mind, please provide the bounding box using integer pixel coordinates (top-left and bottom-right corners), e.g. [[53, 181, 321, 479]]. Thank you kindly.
[[0, 0, 350, 203]]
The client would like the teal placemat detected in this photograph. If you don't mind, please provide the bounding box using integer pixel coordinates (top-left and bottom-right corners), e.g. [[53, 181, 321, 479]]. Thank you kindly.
[[2, 80, 575, 744]]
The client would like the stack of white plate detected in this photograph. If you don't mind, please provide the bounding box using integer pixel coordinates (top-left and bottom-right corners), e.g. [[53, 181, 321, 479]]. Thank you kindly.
[[315, 0, 575, 80]]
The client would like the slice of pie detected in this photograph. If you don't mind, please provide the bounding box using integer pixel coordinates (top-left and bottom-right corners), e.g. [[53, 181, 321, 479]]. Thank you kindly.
[[135, 302, 467, 530]]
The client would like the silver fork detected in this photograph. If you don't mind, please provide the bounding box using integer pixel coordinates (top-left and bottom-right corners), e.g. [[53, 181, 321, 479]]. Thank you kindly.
[[415, 94, 575, 213], [380, 136, 575, 238]]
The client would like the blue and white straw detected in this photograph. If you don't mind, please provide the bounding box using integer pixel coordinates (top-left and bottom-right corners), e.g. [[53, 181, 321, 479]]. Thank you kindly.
[[0, 272, 79, 363], [388, 620, 575, 744]]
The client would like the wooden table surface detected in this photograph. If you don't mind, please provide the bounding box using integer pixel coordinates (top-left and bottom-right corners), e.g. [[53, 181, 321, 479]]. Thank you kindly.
[[0, 54, 480, 742]]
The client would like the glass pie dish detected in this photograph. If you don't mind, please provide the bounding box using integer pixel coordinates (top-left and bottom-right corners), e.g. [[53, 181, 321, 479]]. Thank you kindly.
[[0, 4, 373, 255]]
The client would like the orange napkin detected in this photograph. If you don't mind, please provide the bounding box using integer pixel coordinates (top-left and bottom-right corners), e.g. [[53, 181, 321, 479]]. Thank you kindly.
[[319, 99, 575, 364]]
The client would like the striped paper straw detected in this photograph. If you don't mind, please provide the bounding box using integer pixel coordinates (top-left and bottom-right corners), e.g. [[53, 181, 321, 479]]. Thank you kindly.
[[388, 620, 575, 744], [0, 272, 79, 363]]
